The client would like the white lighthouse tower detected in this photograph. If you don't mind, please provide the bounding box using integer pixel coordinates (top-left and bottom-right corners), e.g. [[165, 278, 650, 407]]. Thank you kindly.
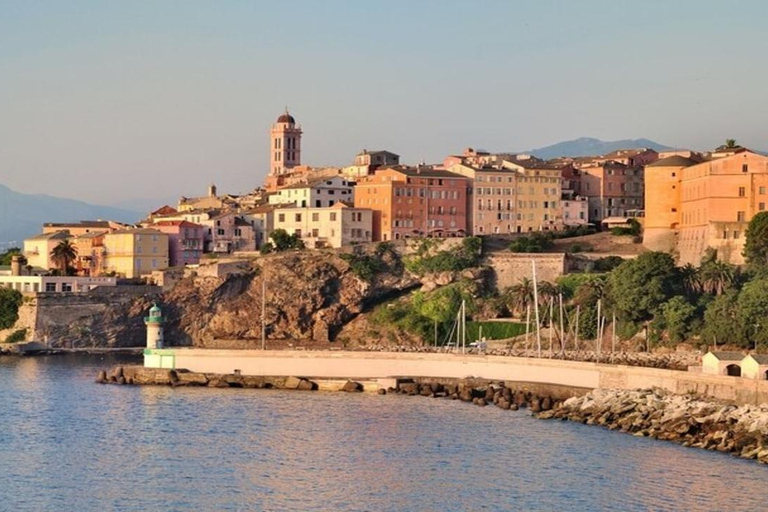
[[145, 303, 164, 349]]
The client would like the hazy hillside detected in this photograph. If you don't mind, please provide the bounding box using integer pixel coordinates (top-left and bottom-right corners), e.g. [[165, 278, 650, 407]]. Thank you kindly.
[[528, 137, 674, 159], [0, 184, 140, 248]]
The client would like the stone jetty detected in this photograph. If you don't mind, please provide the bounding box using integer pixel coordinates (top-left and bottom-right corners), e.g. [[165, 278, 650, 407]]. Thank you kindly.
[[537, 387, 768, 464]]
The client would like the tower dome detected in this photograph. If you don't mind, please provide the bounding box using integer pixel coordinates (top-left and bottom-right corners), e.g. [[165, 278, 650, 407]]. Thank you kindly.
[[276, 110, 295, 124]]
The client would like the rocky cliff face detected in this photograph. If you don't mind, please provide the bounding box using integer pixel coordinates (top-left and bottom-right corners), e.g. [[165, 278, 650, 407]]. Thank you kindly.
[[160, 250, 418, 347]]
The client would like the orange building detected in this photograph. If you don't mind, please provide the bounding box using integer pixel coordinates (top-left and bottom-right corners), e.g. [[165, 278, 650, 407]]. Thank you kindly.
[[642, 155, 696, 252], [644, 150, 768, 265], [354, 167, 468, 241]]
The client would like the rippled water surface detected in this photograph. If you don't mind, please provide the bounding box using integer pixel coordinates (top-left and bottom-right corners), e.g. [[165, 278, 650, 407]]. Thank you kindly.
[[1, 355, 767, 511]]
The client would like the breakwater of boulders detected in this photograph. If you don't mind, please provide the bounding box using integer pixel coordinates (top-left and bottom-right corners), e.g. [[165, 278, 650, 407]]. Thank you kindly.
[[96, 366, 567, 411], [538, 387, 768, 464]]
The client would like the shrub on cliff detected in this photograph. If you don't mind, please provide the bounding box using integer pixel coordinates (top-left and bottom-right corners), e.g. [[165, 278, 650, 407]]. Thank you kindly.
[[0, 288, 22, 329], [405, 237, 481, 275], [508, 232, 554, 253], [4, 328, 26, 344], [341, 242, 403, 282]]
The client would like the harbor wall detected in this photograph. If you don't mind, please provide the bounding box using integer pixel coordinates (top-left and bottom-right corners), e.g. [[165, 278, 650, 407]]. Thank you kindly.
[[153, 349, 768, 406]]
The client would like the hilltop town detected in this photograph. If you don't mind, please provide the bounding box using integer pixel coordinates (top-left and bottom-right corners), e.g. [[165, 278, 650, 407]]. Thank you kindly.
[[2, 110, 761, 285], [1, 111, 766, 355]]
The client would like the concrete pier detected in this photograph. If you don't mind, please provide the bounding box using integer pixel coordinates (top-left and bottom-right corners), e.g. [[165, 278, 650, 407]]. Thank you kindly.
[[142, 348, 768, 406]]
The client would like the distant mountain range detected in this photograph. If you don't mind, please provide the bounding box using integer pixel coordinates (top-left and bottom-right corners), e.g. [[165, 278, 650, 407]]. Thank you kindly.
[[0, 184, 140, 249], [527, 137, 674, 159]]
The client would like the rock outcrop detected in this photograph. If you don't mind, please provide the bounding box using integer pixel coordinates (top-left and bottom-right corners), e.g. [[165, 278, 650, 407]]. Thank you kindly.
[[538, 387, 768, 464]]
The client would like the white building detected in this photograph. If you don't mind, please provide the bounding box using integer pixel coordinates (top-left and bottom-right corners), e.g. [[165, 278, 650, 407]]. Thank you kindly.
[[271, 203, 373, 248], [0, 275, 117, 293], [268, 176, 354, 208], [562, 196, 589, 226]]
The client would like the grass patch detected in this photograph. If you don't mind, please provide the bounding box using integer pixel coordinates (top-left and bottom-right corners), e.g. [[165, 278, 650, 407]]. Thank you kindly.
[[466, 321, 526, 341]]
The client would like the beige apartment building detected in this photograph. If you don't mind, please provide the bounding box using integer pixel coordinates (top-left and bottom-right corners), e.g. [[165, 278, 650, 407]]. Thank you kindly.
[[103, 228, 169, 278], [271, 203, 373, 248], [24, 231, 72, 270]]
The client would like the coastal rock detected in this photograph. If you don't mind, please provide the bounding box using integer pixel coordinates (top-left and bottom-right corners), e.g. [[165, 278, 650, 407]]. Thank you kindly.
[[342, 380, 363, 393]]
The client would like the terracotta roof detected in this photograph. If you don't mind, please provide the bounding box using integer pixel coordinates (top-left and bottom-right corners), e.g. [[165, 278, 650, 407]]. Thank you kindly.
[[151, 205, 178, 215], [152, 220, 203, 228]]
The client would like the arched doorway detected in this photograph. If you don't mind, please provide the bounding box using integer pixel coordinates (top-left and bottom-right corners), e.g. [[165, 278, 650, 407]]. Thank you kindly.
[[726, 364, 741, 377]]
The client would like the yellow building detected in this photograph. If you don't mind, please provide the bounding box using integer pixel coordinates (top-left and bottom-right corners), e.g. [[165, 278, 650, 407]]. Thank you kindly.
[[103, 228, 169, 278], [23, 231, 71, 270]]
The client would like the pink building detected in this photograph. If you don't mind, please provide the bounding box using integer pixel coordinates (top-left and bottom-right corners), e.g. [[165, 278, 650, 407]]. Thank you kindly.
[[151, 220, 204, 267]]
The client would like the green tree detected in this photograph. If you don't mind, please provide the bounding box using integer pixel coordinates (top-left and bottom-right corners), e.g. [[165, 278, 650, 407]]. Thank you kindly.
[[0, 248, 21, 266], [509, 232, 554, 253], [50, 239, 77, 275], [736, 278, 768, 348], [725, 138, 738, 149], [0, 288, 22, 329], [504, 277, 534, 316], [659, 296, 696, 343], [699, 260, 736, 296], [743, 212, 768, 267], [679, 263, 700, 296], [701, 289, 746, 347], [605, 252, 682, 324], [269, 229, 304, 252]]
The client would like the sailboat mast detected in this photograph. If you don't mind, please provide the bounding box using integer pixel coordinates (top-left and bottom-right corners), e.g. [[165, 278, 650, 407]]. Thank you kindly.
[[532, 260, 542, 358]]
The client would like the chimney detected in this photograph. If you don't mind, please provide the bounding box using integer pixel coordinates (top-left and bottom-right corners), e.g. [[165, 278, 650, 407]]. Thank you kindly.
[[10, 254, 22, 276]]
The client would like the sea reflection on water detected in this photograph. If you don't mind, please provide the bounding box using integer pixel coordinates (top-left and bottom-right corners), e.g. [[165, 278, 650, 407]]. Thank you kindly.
[[0, 355, 765, 511]]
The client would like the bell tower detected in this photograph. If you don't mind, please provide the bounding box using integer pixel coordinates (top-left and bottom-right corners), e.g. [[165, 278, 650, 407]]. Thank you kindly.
[[269, 108, 302, 176]]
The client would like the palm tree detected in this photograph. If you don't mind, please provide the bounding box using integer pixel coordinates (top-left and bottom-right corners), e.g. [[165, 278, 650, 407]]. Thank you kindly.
[[679, 263, 700, 295], [699, 260, 736, 296], [537, 281, 560, 308], [50, 240, 78, 275], [505, 277, 534, 316], [725, 138, 738, 149]]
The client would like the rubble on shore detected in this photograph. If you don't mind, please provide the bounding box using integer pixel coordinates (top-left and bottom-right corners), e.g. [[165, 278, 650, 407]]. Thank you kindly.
[[537, 387, 768, 463]]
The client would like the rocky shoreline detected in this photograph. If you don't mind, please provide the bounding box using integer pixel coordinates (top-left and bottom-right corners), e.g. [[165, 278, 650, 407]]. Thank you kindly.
[[537, 388, 768, 464], [98, 365, 768, 465]]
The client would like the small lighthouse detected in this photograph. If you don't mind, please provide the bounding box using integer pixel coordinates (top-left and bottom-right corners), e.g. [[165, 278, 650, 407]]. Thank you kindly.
[[144, 303, 165, 349]]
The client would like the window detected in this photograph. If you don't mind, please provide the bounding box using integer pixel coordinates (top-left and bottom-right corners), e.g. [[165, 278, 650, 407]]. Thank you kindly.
[[217, 229, 225, 236], [312, 228, 319, 237], [760, 203, 766, 211], [278, 214, 285, 223], [330, 213, 337, 222], [295, 214, 302, 222], [734, 231, 740, 239], [295, 229, 302, 237], [739, 187, 746, 197], [312, 213, 319, 222], [61, 283, 72, 292], [235, 229, 242, 237], [743, 164, 749, 173], [737, 211, 746, 222], [45, 282, 56, 292]]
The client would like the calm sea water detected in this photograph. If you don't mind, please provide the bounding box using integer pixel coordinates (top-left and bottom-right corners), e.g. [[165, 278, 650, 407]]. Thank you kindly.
[[0, 354, 766, 512]]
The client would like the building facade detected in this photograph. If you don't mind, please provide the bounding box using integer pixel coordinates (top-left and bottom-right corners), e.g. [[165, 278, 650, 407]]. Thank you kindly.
[[103, 228, 169, 278], [268, 176, 354, 208], [580, 162, 644, 223], [675, 151, 768, 265], [354, 167, 468, 241], [24, 231, 71, 270], [272, 203, 373, 248], [151, 220, 205, 267]]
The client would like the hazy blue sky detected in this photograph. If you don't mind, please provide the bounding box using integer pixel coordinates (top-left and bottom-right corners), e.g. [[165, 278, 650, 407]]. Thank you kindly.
[[1, 0, 766, 207]]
